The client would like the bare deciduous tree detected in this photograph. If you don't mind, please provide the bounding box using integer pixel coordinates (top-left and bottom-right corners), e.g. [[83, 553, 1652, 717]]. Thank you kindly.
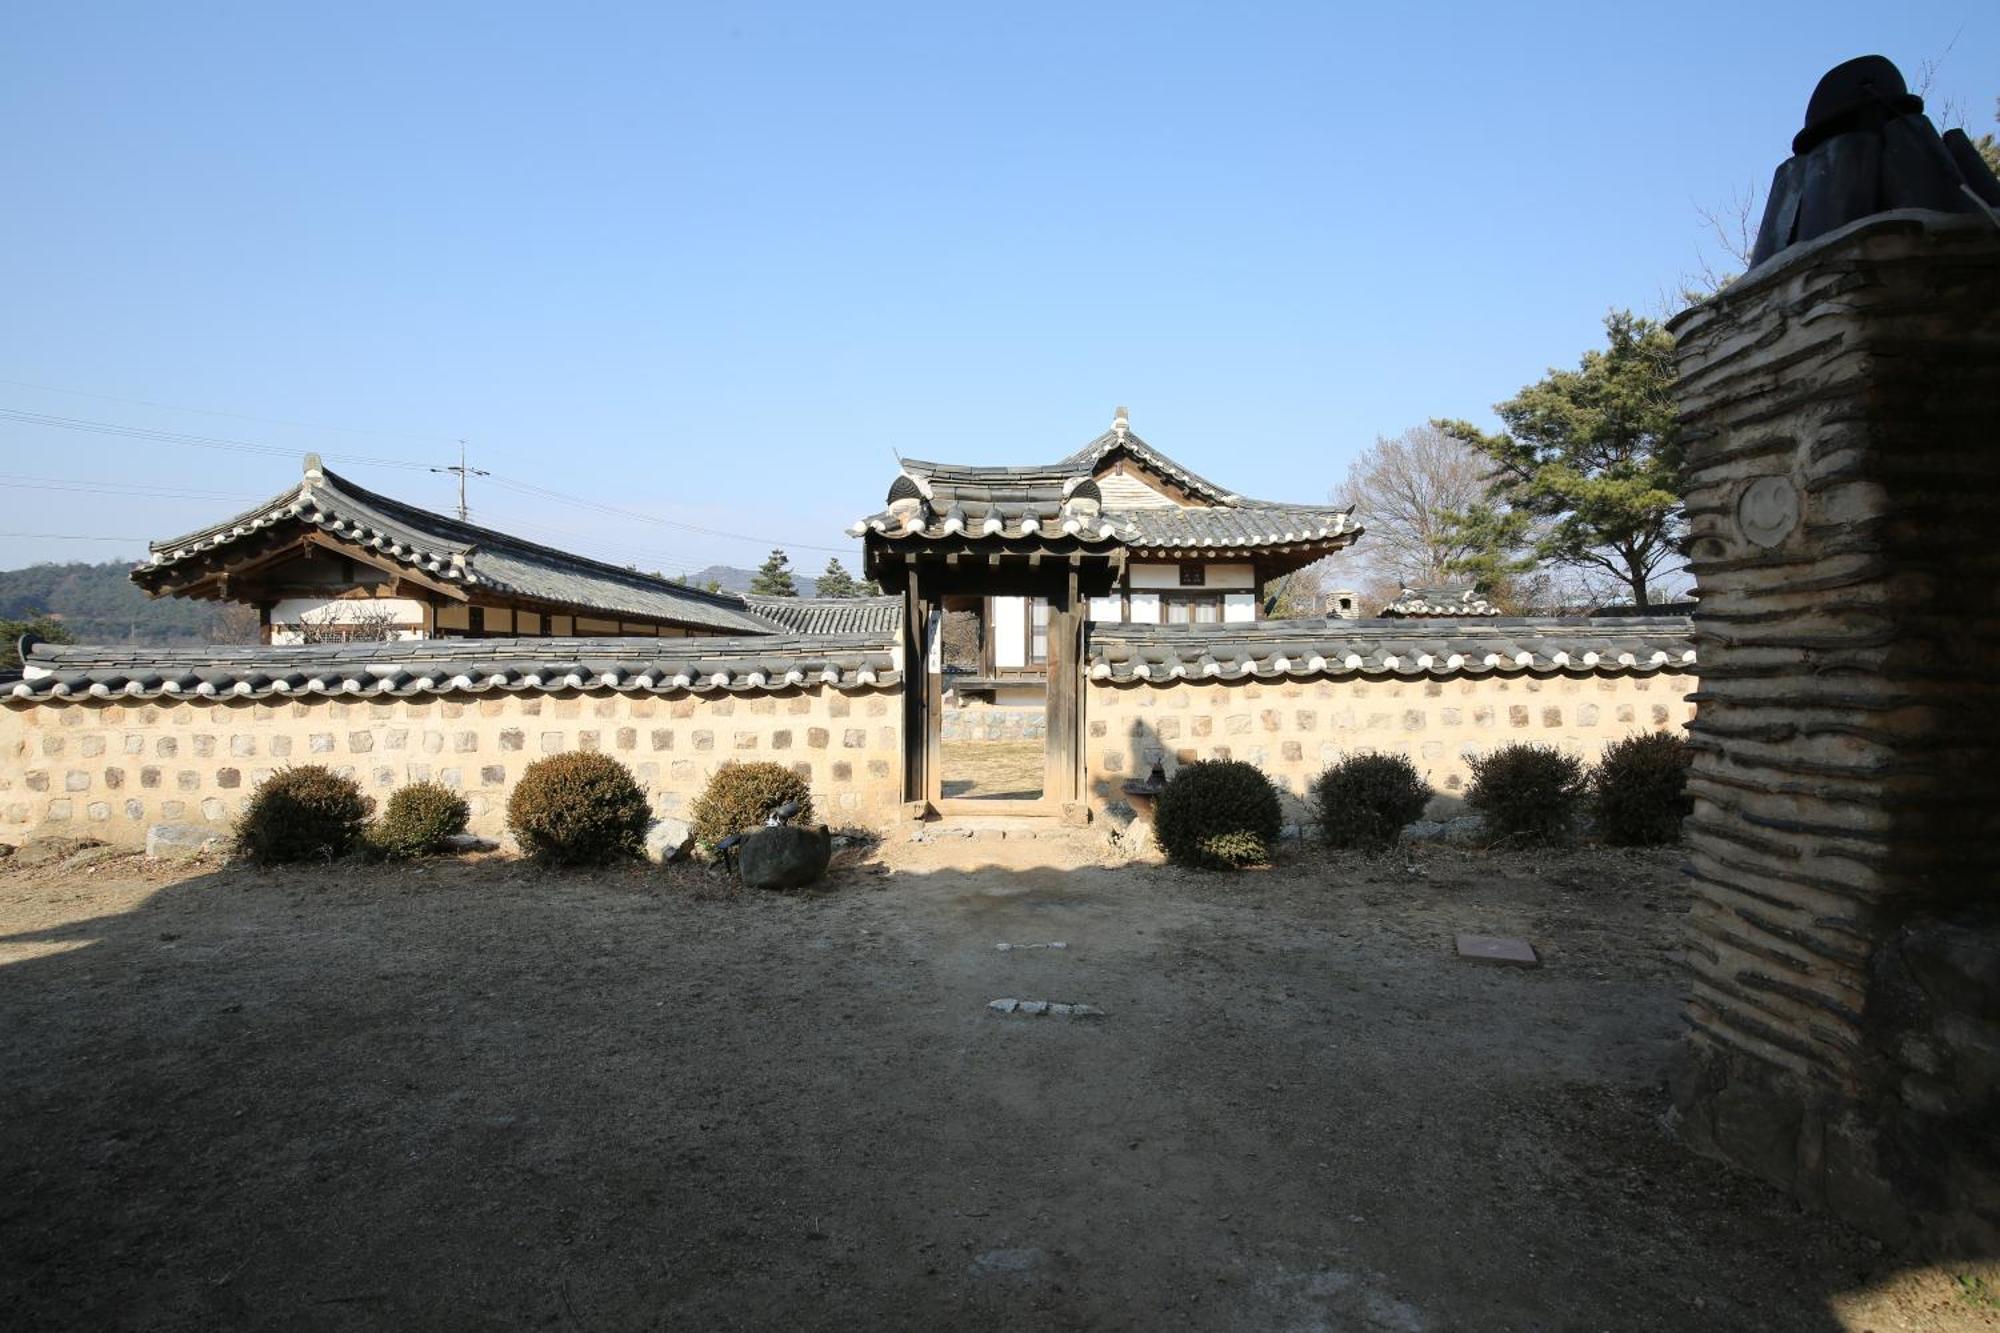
[[1336, 425, 1494, 612], [205, 602, 263, 644], [296, 599, 407, 644]]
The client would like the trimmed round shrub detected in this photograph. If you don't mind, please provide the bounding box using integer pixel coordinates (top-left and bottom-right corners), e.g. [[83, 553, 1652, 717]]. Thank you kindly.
[[1311, 752, 1433, 850], [506, 752, 651, 866], [689, 761, 815, 849], [1153, 759, 1283, 870], [1464, 743, 1586, 845], [235, 765, 373, 865], [1590, 731, 1693, 846], [372, 781, 470, 859]]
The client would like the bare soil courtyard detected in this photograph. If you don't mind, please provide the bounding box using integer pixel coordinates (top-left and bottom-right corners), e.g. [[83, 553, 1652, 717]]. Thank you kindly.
[[0, 836, 1989, 1331]]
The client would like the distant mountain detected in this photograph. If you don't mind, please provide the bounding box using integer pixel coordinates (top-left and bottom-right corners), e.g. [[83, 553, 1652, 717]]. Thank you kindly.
[[0, 559, 226, 646], [682, 564, 820, 597]]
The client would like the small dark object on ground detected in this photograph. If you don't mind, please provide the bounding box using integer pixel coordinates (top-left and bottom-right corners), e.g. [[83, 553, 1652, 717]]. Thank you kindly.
[[235, 766, 373, 865], [1465, 744, 1585, 846], [737, 824, 833, 889], [1312, 752, 1432, 851]]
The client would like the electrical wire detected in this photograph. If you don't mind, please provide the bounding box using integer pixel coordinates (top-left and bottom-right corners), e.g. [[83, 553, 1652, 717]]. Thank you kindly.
[[0, 475, 263, 503], [1, 403, 863, 557], [0, 531, 148, 542], [0, 377, 458, 444]]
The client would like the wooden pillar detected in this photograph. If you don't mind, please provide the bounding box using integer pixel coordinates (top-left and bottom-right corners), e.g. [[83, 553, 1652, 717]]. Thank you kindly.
[[1046, 564, 1086, 822], [900, 565, 935, 815]]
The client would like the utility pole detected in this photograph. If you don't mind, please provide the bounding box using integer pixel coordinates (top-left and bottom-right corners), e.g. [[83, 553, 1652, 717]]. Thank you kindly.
[[430, 440, 490, 522]]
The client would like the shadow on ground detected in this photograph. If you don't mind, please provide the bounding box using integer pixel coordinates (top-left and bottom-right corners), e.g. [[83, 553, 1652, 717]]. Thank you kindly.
[[0, 844, 1989, 1331]]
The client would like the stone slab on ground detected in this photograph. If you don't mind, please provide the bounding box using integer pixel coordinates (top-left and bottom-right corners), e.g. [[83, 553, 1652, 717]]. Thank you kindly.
[[145, 825, 224, 861], [988, 998, 1105, 1018], [16, 835, 107, 867], [1455, 934, 1539, 967]]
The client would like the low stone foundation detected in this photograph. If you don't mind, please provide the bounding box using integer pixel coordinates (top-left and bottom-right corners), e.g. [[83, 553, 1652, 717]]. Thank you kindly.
[[941, 692, 1047, 742]]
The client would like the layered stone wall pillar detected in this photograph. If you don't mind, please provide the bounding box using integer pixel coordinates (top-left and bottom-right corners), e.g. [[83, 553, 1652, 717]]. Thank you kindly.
[[1668, 213, 2000, 1249]]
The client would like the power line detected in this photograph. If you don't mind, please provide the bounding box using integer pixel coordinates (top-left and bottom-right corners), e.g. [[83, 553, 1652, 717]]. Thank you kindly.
[[0, 531, 148, 542], [483, 474, 854, 554], [0, 377, 457, 444], [429, 440, 489, 523], [0, 475, 263, 503], [0, 406, 437, 471], [1, 403, 862, 557]]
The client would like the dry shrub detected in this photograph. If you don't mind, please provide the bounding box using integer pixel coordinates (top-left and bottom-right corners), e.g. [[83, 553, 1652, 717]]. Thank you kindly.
[[235, 765, 373, 864], [1311, 752, 1433, 850], [372, 781, 470, 858], [689, 762, 815, 848], [1154, 759, 1283, 870], [1465, 743, 1585, 845], [1590, 731, 1693, 846], [506, 752, 651, 866]]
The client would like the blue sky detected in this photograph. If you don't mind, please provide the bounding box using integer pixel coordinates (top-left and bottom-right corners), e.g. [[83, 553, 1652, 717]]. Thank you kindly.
[[2, 2, 1992, 578]]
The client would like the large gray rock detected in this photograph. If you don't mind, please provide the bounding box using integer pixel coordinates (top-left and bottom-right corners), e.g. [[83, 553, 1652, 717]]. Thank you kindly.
[[646, 817, 694, 864], [736, 824, 832, 890], [145, 824, 224, 860]]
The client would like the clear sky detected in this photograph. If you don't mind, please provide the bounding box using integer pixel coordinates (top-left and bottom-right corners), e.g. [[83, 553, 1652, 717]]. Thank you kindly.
[[2, 2, 1992, 578]]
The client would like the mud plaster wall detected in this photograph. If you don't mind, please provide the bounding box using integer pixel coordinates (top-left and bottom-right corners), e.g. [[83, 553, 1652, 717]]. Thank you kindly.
[[1666, 214, 2000, 1250], [1085, 669, 1695, 819], [0, 685, 906, 847]]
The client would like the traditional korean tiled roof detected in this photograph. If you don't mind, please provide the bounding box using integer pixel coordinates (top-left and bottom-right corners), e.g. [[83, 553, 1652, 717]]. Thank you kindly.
[[1086, 617, 1695, 683], [1379, 586, 1500, 618], [133, 457, 776, 635], [850, 414, 1358, 555], [742, 595, 902, 636], [9, 634, 900, 703]]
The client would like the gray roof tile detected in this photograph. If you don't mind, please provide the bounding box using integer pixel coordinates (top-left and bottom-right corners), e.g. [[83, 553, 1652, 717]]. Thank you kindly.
[[1087, 617, 1696, 682], [134, 460, 777, 635], [13, 634, 900, 702]]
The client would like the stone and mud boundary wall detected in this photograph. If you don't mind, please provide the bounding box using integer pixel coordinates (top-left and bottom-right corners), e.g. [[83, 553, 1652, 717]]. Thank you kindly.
[[0, 685, 905, 848], [1087, 669, 1696, 820]]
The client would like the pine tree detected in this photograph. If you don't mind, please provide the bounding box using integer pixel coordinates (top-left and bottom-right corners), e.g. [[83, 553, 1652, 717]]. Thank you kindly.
[[816, 558, 859, 599], [749, 548, 798, 597], [1436, 311, 1685, 609]]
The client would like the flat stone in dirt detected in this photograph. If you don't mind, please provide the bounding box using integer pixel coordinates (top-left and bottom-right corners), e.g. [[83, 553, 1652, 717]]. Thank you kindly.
[[1456, 933, 1540, 966], [145, 823, 224, 860], [12, 834, 104, 867]]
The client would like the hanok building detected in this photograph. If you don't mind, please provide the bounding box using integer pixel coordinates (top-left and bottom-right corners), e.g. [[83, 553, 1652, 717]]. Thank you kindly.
[[132, 453, 893, 644], [852, 408, 1363, 815]]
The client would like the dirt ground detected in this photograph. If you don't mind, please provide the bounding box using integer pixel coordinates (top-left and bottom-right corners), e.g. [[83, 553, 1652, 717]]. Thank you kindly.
[[1, 834, 1993, 1332], [940, 739, 1046, 800]]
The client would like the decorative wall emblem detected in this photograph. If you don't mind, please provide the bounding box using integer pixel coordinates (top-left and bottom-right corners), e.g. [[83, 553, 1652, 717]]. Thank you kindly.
[[1737, 475, 1801, 548]]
